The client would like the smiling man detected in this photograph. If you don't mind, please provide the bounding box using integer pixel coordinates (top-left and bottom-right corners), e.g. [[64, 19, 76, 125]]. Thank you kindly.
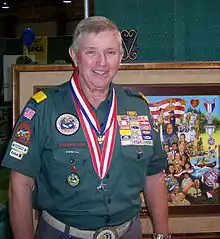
[[2, 16, 171, 239]]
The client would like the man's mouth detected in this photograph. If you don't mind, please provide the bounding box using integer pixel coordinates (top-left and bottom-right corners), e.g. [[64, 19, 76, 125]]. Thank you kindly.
[[93, 70, 108, 76]]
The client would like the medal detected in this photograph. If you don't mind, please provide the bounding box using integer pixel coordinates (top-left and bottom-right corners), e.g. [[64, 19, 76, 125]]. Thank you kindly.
[[67, 173, 80, 187], [97, 180, 107, 191], [67, 158, 79, 187], [97, 135, 105, 144], [70, 72, 117, 191]]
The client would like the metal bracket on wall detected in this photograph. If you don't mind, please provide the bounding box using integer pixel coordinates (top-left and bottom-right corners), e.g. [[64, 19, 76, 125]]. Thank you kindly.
[[121, 29, 138, 62]]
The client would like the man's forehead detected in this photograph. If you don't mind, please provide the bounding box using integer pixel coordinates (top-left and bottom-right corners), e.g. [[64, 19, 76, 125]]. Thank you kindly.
[[79, 30, 120, 44], [82, 29, 118, 36]]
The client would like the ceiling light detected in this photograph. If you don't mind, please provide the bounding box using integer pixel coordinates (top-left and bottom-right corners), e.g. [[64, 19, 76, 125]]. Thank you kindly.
[[63, 0, 72, 3], [2, 2, 9, 9]]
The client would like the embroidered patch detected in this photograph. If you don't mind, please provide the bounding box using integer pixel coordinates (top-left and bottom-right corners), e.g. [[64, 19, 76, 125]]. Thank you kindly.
[[118, 120, 129, 127], [11, 141, 29, 154], [119, 129, 131, 136], [67, 173, 80, 187], [32, 91, 47, 103], [14, 121, 32, 145], [118, 114, 153, 146], [117, 115, 129, 121], [9, 149, 24, 160], [23, 107, 36, 120], [56, 114, 79, 135], [126, 111, 137, 116], [143, 140, 153, 146]]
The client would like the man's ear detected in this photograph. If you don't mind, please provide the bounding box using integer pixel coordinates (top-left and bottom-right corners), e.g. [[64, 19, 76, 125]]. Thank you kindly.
[[119, 48, 124, 63], [69, 48, 77, 67]]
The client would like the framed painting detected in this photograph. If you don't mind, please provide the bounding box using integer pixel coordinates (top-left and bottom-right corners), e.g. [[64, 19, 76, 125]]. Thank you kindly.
[[126, 85, 220, 216], [12, 62, 220, 219]]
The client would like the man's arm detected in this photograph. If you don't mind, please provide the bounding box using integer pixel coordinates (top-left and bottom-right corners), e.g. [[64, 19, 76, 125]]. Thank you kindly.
[[144, 172, 169, 235], [9, 170, 35, 239]]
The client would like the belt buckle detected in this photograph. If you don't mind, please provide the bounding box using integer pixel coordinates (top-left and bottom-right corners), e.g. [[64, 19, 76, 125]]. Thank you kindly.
[[93, 227, 119, 239]]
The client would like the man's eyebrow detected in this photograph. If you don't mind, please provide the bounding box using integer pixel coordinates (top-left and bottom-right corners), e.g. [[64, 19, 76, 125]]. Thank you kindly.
[[84, 46, 97, 50]]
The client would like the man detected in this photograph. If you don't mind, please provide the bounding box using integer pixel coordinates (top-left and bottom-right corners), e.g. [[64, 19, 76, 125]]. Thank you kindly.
[[1, 16, 170, 239], [157, 108, 165, 143], [163, 123, 178, 147], [179, 133, 188, 147], [169, 110, 176, 132]]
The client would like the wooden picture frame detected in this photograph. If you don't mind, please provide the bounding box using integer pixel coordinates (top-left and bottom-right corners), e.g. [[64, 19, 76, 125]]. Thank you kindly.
[[12, 62, 220, 218]]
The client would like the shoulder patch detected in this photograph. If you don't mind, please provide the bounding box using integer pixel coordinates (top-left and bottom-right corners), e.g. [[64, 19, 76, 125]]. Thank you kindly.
[[32, 91, 47, 103]]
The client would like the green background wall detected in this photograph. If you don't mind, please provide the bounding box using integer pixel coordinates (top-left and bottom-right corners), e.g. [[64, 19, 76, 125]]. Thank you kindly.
[[1, 0, 220, 101], [94, 0, 220, 62]]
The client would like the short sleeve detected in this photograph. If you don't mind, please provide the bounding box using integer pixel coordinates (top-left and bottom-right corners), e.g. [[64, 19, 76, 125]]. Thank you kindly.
[[146, 128, 168, 176], [1, 98, 46, 179], [143, 102, 168, 176]]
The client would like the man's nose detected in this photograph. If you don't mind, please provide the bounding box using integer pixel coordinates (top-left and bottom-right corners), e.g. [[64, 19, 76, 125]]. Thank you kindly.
[[97, 52, 107, 66]]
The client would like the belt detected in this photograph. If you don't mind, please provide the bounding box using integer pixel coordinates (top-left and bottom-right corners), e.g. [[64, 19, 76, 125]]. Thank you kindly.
[[42, 210, 131, 239]]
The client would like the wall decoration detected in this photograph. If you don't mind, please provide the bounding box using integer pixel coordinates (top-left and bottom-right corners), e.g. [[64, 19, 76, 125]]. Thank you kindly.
[[147, 95, 220, 207], [121, 29, 138, 62]]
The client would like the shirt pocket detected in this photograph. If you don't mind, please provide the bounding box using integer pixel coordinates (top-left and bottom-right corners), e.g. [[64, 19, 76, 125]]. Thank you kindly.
[[52, 144, 91, 176], [121, 145, 154, 186]]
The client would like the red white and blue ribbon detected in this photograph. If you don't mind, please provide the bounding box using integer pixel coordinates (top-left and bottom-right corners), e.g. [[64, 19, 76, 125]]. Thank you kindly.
[[70, 72, 117, 179]]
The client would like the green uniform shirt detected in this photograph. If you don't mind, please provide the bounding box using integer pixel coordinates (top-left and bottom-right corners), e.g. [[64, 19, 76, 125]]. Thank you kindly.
[[1, 81, 167, 230]]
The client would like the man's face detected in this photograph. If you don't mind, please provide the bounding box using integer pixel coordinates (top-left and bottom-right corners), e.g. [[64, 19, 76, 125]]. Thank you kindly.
[[166, 124, 173, 134], [175, 153, 181, 160], [174, 185, 180, 193], [178, 192, 185, 201], [172, 144, 177, 150], [164, 145, 169, 152], [194, 179, 200, 188], [180, 135, 185, 142], [169, 165, 174, 173], [170, 193, 175, 201], [179, 144, 185, 152], [70, 30, 123, 92]]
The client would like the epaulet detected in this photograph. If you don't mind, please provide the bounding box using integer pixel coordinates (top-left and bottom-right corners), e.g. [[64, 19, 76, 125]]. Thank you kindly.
[[124, 88, 142, 98], [124, 89, 149, 105], [32, 91, 47, 103], [138, 92, 149, 105]]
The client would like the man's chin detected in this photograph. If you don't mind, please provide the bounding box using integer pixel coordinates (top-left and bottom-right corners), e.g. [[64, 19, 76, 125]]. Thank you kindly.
[[91, 80, 111, 90]]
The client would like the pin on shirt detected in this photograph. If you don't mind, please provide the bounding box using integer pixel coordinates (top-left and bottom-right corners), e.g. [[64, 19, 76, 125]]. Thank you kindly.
[[67, 159, 79, 187], [72, 165, 77, 173], [136, 146, 144, 160], [67, 172, 80, 187]]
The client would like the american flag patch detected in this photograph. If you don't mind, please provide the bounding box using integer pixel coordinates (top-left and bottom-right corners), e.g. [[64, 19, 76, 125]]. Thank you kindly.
[[23, 107, 36, 120]]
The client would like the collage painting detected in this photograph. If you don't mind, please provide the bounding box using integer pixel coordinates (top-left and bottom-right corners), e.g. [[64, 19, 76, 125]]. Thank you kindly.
[[141, 94, 220, 209]]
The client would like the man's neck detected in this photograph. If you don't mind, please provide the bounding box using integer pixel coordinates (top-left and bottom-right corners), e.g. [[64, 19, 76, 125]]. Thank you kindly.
[[80, 82, 109, 109]]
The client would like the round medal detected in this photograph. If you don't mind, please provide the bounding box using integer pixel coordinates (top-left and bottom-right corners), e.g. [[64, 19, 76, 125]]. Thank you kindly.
[[208, 137, 215, 145], [56, 114, 79, 135], [67, 173, 80, 187]]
